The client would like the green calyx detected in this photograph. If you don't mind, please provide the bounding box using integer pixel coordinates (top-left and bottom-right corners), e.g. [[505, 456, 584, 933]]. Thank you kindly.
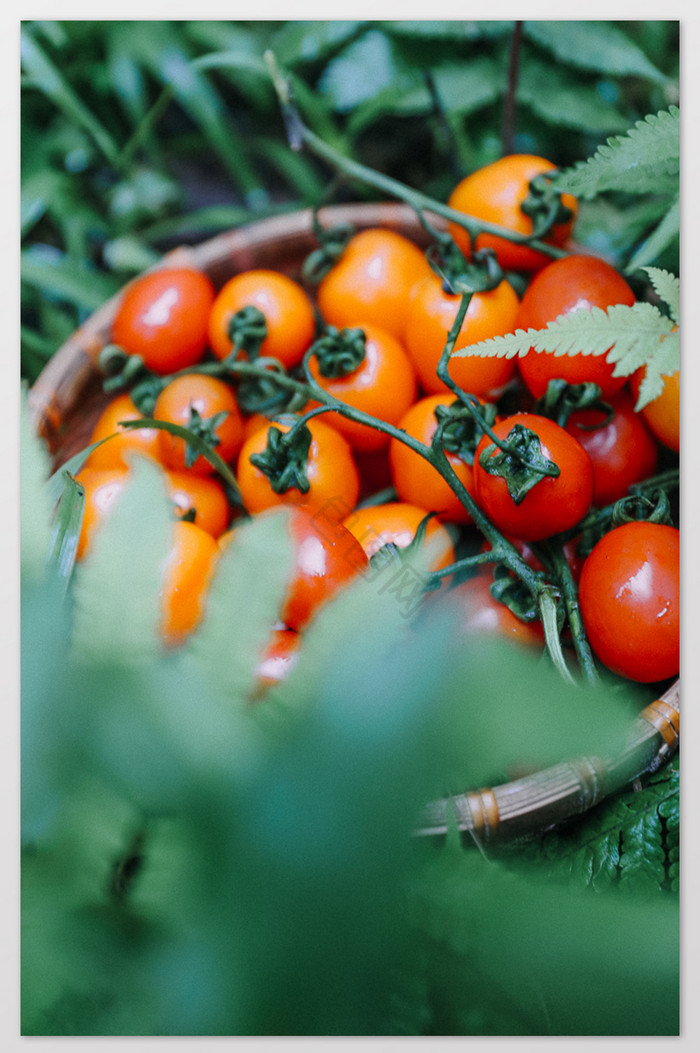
[[226, 305, 268, 362], [520, 170, 574, 241], [434, 399, 498, 464], [248, 420, 312, 495], [427, 240, 504, 298], [302, 218, 356, 284], [489, 564, 544, 625], [478, 423, 560, 504], [611, 489, 674, 528], [181, 406, 229, 469], [310, 326, 367, 379], [534, 378, 612, 429]]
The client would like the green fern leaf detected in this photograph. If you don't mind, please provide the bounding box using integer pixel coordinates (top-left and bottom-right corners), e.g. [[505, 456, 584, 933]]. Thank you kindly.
[[643, 267, 680, 324], [518, 59, 630, 134], [618, 809, 667, 892], [553, 107, 679, 200], [21, 393, 55, 583], [523, 21, 669, 83], [456, 302, 678, 409], [625, 197, 680, 274]]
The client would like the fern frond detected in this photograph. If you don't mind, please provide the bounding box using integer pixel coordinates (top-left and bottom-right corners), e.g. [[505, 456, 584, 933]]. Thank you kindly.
[[643, 267, 680, 325], [553, 106, 679, 200], [456, 302, 678, 408], [625, 197, 680, 275]]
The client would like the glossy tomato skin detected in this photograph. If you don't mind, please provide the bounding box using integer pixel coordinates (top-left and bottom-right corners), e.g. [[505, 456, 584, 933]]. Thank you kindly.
[[153, 374, 244, 474], [516, 254, 635, 399], [578, 521, 679, 683], [160, 519, 220, 647], [342, 501, 456, 572], [317, 228, 432, 341], [474, 413, 594, 542], [449, 569, 545, 648], [630, 366, 680, 453], [164, 470, 232, 538], [253, 628, 301, 697], [403, 271, 519, 396], [75, 467, 129, 560], [389, 394, 478, 524], [84, 393, 162, 471], [111, 267, 215, 374], [564, 389, 659, 507], [306, 324, 417, 451], [236, 415, 360, 521], [208, 269, 316, 368], [447, 155, 578, 272]]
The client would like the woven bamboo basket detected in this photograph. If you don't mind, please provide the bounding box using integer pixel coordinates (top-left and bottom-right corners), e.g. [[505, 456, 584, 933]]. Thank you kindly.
[[27, 203, 681, 843]]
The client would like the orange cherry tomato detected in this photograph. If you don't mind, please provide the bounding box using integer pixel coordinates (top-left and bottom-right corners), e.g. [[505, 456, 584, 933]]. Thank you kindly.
[[630, 365, 680, 454], [83, 393, 162, 471], [447, 154, 578, 272], [236, 415, 360, 521], [515, 254, 636, 399], [75, 467, 129, 561], [342, 501, 456, 572], [159, 519, 219, 647], [403, 271, 519, 396], [316, 227, 432, 340], [153, 373, 244, 475], [306, 323, 417, 451], [389, 394, 480, 524], [164, 470, 232, 538], [208, 269, 316, 368], [449, 569, 545, 648], [111, 267, 215, 373]]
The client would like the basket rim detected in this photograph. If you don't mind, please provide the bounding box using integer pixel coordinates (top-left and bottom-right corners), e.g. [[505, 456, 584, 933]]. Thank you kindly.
[[26, 203, 680, 843]]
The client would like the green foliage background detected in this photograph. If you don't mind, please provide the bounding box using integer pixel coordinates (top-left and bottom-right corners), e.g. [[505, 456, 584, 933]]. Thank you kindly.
[[21, 19, 680, 1037]]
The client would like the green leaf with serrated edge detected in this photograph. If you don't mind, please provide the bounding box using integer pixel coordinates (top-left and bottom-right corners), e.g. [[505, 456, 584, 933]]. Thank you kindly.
[[517, 59, 630, 134], [554, 107, 679, 200], [455, 302, 678, 409], [642, 267, 680, 324], [20, 395, 55, 582], [70, 457, 172, 666], [625, 198, 680, 275], [523, 21, 669, 83], [185, 511, 294, 703]]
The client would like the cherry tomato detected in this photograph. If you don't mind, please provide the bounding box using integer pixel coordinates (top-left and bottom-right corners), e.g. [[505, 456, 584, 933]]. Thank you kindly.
[[253, 628, 301, 697], [160, 519, 220, 647], [75, 467, 129, 561], [164, 470, 232, 538], [449, 569, 545, 648], [480, 533, 584, 583], [630, 366, 680, 454], [83, 393, 161, 471], [515, 254, 636, 399], [473, 413, 594, 542], [208, 269, 316, 368], [317, 227, 432, 341], [236, 415, 360, 521], [578, 521, 679, 683], [111, 267, 215, 374], [306, 323, 417, 451], [446, 154, 578, 272], [389, 394, 479, 524], [564, 388, 659, 507], [153, 374, 244, 474], [403, 271, 519, 396], [342, 501, 456, 572]]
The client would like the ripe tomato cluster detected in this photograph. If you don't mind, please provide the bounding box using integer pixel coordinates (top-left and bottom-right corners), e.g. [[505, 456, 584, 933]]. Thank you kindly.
[[74, 153, 680, 691]]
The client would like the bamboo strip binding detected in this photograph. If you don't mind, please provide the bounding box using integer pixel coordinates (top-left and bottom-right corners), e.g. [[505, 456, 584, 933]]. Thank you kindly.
[[27, 204, 681, 843]]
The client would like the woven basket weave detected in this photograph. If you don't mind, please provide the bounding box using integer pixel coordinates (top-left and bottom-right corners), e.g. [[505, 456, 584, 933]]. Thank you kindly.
[[27, 203, 680, 843]]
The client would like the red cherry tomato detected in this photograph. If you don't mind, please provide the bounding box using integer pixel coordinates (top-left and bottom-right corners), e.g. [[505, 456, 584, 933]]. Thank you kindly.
[[449, 569, 545, 648], [446, 154, 578, 272], [153, 374, 244, 475], [515, 254, 636, 399], [316, 227, 432, 341], [389, 394, 480, 524], [306, 323, 417, 451], [403, 271, 519, 396], [253, 628, 301, 697], [578, 521, 679, 683], [164, 470, 232, 538], [111, 267, 215, 374], [208, 269, 316, 368], [342, 501, 456, 572], [236, 415, 360, 521], [160, 519, 220, 647], [83, 393, 161, 471], [473, 413, 594, 542], [630, 365, 680, 454], [564, 388, 659, 507]]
